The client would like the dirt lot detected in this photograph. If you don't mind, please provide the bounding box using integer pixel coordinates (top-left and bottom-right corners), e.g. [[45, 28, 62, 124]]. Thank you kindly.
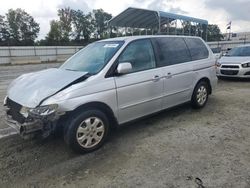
[[0, 64, 250, 188]]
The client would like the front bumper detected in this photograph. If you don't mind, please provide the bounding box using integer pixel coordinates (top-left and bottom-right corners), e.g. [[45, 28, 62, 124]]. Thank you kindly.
[[4, 101, 63, 139], [5, 112, 44, 138], [216, 64, 250, 78]]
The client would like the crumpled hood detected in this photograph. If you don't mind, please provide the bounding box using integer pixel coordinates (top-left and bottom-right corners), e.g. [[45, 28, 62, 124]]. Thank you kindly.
[[219, 56, 250, 64], [7, 68, 88, 108]]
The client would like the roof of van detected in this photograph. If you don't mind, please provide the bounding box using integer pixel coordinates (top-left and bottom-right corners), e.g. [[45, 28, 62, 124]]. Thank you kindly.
[[101, 35, 203, 42]]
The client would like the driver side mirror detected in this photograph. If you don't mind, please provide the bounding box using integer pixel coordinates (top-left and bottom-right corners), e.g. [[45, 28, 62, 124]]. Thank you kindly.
[[116, 62, 132, 75]]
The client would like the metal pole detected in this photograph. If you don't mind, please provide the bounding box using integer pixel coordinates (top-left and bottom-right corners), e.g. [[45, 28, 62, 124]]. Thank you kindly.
[[206, 25, 208, 41], [158, 12, 161, 34], [167, 18, 169, 35], [189, 22, 191, 36], [175, 20, 177, 35]]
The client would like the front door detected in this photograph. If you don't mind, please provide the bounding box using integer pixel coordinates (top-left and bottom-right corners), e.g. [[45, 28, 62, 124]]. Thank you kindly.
[[114, 39, 164, 124]]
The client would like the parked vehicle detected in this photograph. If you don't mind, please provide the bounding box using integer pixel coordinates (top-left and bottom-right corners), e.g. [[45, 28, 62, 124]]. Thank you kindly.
[[4, 36, 217, 153], [211, 47, 222, 60], [216, 44, 250, 78]]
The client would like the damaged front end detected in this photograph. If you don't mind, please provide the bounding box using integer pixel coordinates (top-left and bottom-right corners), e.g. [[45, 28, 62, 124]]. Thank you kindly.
[[4, 68, 91, 139], [4, 97, 64, 139]]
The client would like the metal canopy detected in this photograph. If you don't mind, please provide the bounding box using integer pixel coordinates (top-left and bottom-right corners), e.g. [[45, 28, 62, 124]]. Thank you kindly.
[[108, 7, 208, 29], [108, 7, 208, 40]]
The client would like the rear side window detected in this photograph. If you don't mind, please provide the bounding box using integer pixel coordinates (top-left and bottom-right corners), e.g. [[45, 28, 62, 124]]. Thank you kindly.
[[152, 37, 192, 67], [185, 38, 209, 61]]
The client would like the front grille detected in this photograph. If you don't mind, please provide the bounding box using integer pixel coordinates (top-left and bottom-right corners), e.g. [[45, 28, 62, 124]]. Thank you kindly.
[[6, 98, 25, 124], [221, 65, 239, 69], [221, 70, 239, 75]]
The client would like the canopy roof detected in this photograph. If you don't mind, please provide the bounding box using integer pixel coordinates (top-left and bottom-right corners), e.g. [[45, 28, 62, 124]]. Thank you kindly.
[[108, 7, 208, 29]]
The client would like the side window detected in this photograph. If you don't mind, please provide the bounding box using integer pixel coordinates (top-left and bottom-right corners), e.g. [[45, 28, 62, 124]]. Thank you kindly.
[[118, 39, 156, 73], [185, 38, 209, 61], [152, 37, 191, 67]]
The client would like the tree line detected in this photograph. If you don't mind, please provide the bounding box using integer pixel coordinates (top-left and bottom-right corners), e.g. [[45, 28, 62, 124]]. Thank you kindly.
[[0, 8, 224, 46]]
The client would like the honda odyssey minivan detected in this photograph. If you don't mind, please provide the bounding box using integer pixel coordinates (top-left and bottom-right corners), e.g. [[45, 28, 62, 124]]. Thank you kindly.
[[4, 36, 217, 153]]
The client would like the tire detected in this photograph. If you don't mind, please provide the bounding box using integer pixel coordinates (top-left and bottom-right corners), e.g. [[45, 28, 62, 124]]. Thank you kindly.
[[64, 109, 110, 153], [191, 81, 209, 109]]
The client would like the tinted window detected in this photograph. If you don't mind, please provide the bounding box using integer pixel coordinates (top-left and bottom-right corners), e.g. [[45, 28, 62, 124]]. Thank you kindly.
[[185, 38, 209, 61], [118, 39, 156, 73], [152, 37, 191, 67]]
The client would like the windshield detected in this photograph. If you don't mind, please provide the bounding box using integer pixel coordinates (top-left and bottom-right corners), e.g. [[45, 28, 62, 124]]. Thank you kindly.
[[226, 46, 250, 57], [60, 41, 124, 74]]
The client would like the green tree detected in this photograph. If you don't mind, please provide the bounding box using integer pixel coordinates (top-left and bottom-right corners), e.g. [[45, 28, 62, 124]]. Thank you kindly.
[[93, 9, 112, 38], [207, 24, 224, 41], [6, 8, 40, 45], [0, 15, 10, 45], [71, 10, 94, 43], [58, 7, 73, 42], [46, 20, 62, 45]]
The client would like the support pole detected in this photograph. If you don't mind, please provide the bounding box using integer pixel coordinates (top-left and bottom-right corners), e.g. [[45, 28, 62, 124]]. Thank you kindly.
[[205, 25, 208, 41], [189, 22, 191, 36], [167, 18, 170, 35], [175, 20, 177, 35], [158, 12, 161, 34]]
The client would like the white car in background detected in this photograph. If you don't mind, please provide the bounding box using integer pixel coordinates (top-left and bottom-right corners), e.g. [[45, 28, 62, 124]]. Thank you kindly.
[[216, 45, 250, 78]]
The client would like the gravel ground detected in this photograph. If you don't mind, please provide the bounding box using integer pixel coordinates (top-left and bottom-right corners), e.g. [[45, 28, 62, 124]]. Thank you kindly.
[[0, 64, 250, 188]]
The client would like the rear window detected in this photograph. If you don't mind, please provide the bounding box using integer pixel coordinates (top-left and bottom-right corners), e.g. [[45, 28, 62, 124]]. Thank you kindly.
[[185, 38, 209, 61], [152, 37, 192, 67]]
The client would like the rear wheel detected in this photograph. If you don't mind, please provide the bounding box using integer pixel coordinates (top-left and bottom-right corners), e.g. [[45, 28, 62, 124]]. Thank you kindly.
[[191, 81, 209, 109], [64, 109, 110, 153]]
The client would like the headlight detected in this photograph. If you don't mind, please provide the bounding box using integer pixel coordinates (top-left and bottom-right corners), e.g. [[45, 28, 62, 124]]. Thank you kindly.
[[29, 104, 58, 116], [242, 63, 250, 68], [3, 96, 7, 106], [215, 62, 221, 67], [20, 107, 30, 118]]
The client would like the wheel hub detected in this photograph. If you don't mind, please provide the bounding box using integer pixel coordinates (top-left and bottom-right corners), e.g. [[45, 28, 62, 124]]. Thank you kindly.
[[76, 117, 105, 148], [197, 85, 207, 105]]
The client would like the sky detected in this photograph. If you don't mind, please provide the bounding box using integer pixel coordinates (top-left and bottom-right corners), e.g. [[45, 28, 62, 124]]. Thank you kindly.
[[0, 0, 250, 39]]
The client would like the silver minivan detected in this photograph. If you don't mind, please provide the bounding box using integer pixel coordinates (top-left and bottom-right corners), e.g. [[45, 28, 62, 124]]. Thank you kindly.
[[4, 36, 217, 153]]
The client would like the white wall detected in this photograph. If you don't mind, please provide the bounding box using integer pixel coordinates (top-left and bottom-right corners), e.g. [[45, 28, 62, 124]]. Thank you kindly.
[[1, 41, 250, 65], [207, 40, 250, 52], [0, 46, 82, 65]]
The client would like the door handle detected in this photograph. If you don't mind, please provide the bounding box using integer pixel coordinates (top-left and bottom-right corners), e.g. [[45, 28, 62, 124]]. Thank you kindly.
[[152, 75, 160, 82], [166, 72, 172, 79]]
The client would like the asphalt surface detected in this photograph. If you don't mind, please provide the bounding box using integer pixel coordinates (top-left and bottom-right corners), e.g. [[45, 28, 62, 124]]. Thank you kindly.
[[0, 64, 250, 187]]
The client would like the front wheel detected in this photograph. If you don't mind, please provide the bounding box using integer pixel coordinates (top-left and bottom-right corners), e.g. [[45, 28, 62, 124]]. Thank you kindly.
[[191, 81, 209, 109], [64, 109, 110, 153]]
